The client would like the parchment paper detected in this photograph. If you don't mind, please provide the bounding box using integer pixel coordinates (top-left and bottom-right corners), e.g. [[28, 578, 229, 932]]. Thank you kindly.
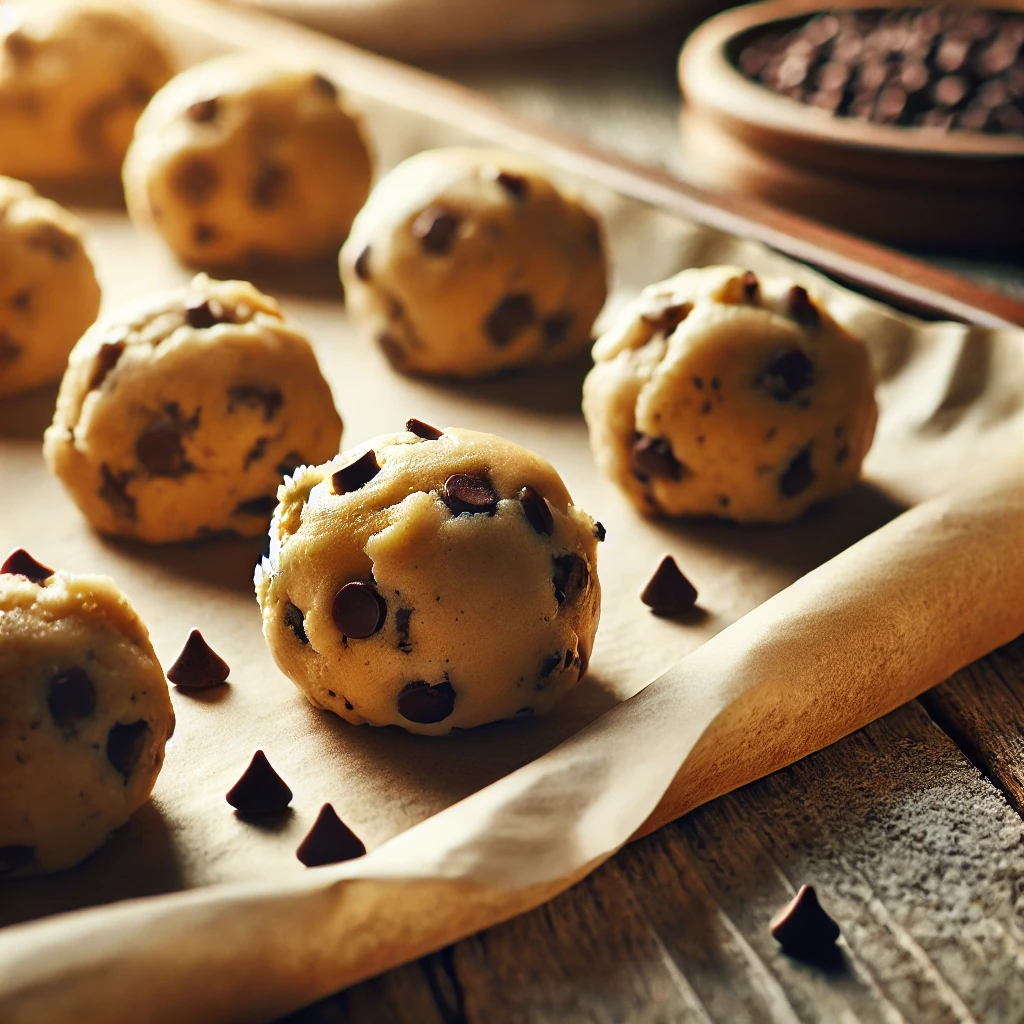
[[0, 3, 1023, 1020]]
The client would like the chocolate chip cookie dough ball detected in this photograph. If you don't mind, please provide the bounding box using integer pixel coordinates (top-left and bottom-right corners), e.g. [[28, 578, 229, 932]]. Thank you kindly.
[[0, 177, 101, 397], [339, 147, 607, 379], [256, 424, 602, 735], [43, 275, 343, 543], [582, 266, 877, 524], [0, 552, 174, 876], [123, 54, 372, 267], [0, 1, 173, 182]]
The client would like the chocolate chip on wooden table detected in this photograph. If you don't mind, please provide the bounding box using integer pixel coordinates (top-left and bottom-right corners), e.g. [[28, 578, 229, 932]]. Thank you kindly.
[[552, 553, 588, 605], [296, 803, 366, 866], [186, 97, 219, 123], [228, 384, 283, 421], [485, 293, 535, 347], [631, 435, 684, 482], [397, 678, 457, 724], [87, 341, 125, 390], [1, 548, 54, 582], [779, 444, 816, 498], [251, 162, 290, 208], [137, 424, 188, 477], [0, 845, 35, 874], [47, 668, 96, 727], [106, 720, 150, 780], [760, 348, 815, 401], [494, 170, 529, 200], [412, 208, 460, 255], [226, 750, 293, 814], [167, 629, 230, 689], [284, 601, 308, 644], [405, 417, 443, 440], [443, 474, 498, 516], [519, 485, 553, 536], [787, 286, 820, 327], [332, 582, 386, 639], [354, 246, 371, 282], [641, 556, 698, 615], [770, 883, 841, 960], [332, 449, 380, 495], [185, 296, 229, 329]]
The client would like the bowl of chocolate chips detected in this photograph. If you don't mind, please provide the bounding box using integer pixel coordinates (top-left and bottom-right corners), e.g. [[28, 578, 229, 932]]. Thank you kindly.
[[678, 1, 1024, 252]]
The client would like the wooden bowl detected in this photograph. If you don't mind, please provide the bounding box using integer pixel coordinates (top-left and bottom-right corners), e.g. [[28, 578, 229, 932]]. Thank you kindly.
[[677, 0, 1024, 253]]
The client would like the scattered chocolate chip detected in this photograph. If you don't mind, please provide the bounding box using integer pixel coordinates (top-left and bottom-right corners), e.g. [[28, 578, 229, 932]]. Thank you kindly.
[[234, 496, 278, 517], [787, 286, 820, 327], [412, 208, 461, 255], [494, 170, 529, 199], [779, 445, 816, 498], [485, 293, 535, 347], [0, 845, 35, 874], [1, 548, 54, 582], [167, 630, 230, 689], [252, 163, 290, 208], [519, 485, 553, 536], [593, 521, 606, 542], [47, 668, 96, 728], [395, 608, 413, 653], [310, 73, 338, 99], [226, 750, 293, 814], [344, 699, 354, 710], [106, 720, 150, 780], [539, 652, 562, 678], [187, 97, 219, 123], [397, 678, 457, 724], [87, 341, 125, 391], [770, 884, 841, 960], [175, 158, 218, 204], [354, 246, 371, 282], [541, 311, 574, 346], [228, 384, 283, 421], [332, 582, 386, 639], [284, 602, 308, 644], [98, 464, 136, 520], [741, 271, 760, 302], [136, 425, 187, 477], [443, 474, 498, 516], [296, 803, 365, 866], [630, 435, 684, 481], [760, 348, 815, 401], [641, 556, 698, 614], [641, 303, 692, 336], [332, 449, 380, 495], [185, 297, 229, 329], [406, 417, 443, 440], [194, 223, 217, 245], [552, 553, 589, 605]]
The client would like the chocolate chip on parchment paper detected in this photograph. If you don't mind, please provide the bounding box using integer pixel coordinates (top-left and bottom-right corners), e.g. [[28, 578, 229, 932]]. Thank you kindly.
[[741, 270, 760, 303], [47, 668, 96, 728], [552, 553, 588, 605], [519, 485, 554, 536], [296, 803, 366, 867], [405, 417, 443, 440], [641, 556, 698, 615], [485, 293, 535, 347], [631, 435, 685, 482], [331, 449, 380, 494], [283, 601, 308, 644], [1, 548, 54, 583], [167, 629, 230, 689], [332, 582, 386, 639], [87, 341, 125, 391], [412, 208, 461, 255], [226, 750, 293, 815], [787, 286, 820, 327], [779, 444, 816, 498], [444, 474, 498, 516], [760, 348, 815, 401], [770, 883, 841, 960], [106, 720, 150, 780], [397, 678, 457, 724], [185, 297, 229, 329], [136, 424, 188, 477]]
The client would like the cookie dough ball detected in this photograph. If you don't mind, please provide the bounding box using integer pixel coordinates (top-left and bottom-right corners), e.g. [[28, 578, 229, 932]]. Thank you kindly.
[[583, 266, 878, 524], [123, 54, 373, 267], [256, 424, 602, 735], [339, 147, 607, 379], [0, 177, 101, 396], [0, 556, 174, 876], [43, 275, 343, 543], [0, 1, 173, 182]]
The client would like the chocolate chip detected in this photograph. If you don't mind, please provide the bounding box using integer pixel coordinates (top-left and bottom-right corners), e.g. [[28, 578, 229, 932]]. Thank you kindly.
[[443, 474, 497, 516], [787, 286, 820, 327], [47, 668, 96, 728], [640, 303, 692, 336], [296, 803, 365, 866], [226, 750, 293, 814], [228, 384, 283, 421], [564, 649, 574, 669], [542, 311, 574, 346], [106, 720, 150, 780], [354, 247, 371, 282], [779, 445, 816, 498], [98, 464, 136, 520], [332, 449, 380, 494], [137, 425, 187, 477], [406, 417, 443, 440], [519, 485, 553, 536], [760, 349, 815, 401], [593, 521, 606, 542], [0, 331, 21, 364], [495, 171, 529, 199], [87, 341, 125, 391], [187, 98, 219, 123], [770, 884, 841, 960], [0, 845, 35, 874], [412, 208, 461, 255], [741, 271, 760, 302], [284, 601, 308, 644], [485, 293, 535, 347], [28, 224, 75, 261], [395, 608, 413, 653], [310, 73, 338, 99], [185, 297, 229, 329], [167, 630, 230, 689], [397, 678, 457, 724], [641, 556, 698, 614], [332, 582, 386, 639], [252, 163, 289, 208], [630, 435, 684, 481], [194, 223, 217, 245], [175, 159, 218, 204], [234, 496, 278, 517], [1, 548, 54, 582], [539, 652, 562, 678], [552, 553, 588, 605]]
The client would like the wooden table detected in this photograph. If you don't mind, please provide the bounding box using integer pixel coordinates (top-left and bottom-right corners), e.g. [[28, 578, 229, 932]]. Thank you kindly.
[[270, 17, 1024, 1023]]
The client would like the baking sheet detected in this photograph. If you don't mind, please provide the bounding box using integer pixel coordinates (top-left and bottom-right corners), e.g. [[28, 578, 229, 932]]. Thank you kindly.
[[1, 2, 1023, 1019]]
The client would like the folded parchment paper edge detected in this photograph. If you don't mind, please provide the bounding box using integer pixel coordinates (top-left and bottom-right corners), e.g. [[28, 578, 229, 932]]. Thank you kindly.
[[2, 452, 1021, 1024]]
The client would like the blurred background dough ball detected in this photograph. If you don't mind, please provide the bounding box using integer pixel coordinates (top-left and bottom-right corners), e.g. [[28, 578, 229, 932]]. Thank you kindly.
[[43, 275, 343, 543], [0, 1, 174, 181], [0, 176, 101, 397], [123, 54, 373, 267], [339, 147, 608, 379], [582, 266, 878, 524], [0, 558, 174, 877]]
